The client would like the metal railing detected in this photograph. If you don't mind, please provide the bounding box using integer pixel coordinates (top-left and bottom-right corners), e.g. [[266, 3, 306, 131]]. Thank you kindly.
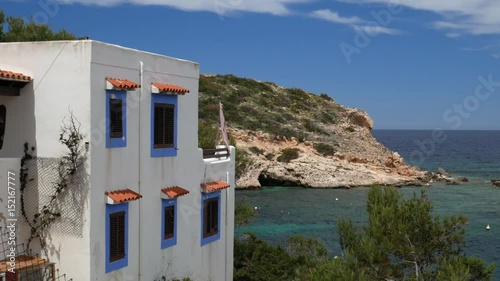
[[202, 147, 230, 160]]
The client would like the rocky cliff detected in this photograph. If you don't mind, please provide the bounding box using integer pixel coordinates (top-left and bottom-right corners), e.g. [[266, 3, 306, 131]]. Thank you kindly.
[[199, 74, 430, 188]]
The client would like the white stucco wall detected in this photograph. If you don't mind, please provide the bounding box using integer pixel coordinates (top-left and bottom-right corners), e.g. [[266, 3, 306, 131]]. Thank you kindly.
[[88, 41, 235, 281], [0, 158, 20, 236], [0, 41, 92, 279], [0, 41, 235, 281]]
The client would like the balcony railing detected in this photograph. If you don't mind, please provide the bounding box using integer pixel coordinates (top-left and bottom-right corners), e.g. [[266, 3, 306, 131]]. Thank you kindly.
[[202, 147, 230, 160]]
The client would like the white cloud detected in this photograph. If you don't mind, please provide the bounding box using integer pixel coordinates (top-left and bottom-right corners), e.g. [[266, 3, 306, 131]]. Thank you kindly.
[[310, 9, 363, 25], [57, 0, 313, 16], [338, 0, 500, 35], [491, 54, 500, 59], [354, 25, 400, 35], [445, 33, 461, 39], [310, 9, 401, 35], [461, 43, 500, 51]]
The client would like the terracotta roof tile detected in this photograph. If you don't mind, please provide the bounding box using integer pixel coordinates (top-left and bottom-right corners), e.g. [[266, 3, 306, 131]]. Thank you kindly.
[[152, 83, 190, 94], [105, 188, 142, 203], [0, 70, 32, 82], [106, 78, 141, 89], [200, 181, 230, 193], [161, 186, 190, 198]]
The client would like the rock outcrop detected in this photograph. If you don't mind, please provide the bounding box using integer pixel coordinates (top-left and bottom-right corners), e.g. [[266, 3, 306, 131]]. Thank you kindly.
[[232, 128, 429, 189], [199, 74, 430, 189]]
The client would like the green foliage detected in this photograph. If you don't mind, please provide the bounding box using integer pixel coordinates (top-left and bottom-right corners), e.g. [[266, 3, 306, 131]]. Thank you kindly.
[[198, 120, 218, 148], [286, 236, 328, 263], [235, 147, 254, 179], [235, 198, 259, 227], [265, 153, 274, 160], [319, 93, 334, 102], [331, 186, 496, 281], [234, 233, 299, 281], [234, 233, 329, 281], [305, 257, 369, 281], [198, 74, 345, 140], [313, 143, 336, 156], [277, 148, 300, 163], [0, 9, 76, 42], [248, 146, 265, 155], [303, 119, 329, 135]]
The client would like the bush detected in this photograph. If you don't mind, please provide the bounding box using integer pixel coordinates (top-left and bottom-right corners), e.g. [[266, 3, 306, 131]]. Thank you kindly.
[[314, 143, 336, 156], [235, 198, 259, 227], [329, 186, 496, 280], [277, 148, 300, 163], [249, 146, 265, 155], [304, 119, 329, 135], [234, 233, 327, 281], [235, 148, 254, 179], [198, 120, 218, 148], [319, 93, 334, 102]]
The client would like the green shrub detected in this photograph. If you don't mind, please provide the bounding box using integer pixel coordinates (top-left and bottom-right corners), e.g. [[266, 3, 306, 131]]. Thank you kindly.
[[198, 120, 219, 148], [235, 198, 259, 227], [265, 153, 274, 160], [249, 146, 265, 155], [236, 148, 254, 179], [320, 93, 334, 102], [314, 143, 336, 156], [303, 120, 329, 135], [277, 148, 300, 163]]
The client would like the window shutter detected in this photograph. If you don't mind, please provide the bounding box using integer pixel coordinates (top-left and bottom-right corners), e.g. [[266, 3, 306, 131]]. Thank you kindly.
[[154, 104, 164, 147], [110, 99, 123, 138], [203, 198, 219, 238], [154, 103, 175, 148], [164, 106, 175, 147], [109, 211, 126, 262], [164, 206, 175, 239]]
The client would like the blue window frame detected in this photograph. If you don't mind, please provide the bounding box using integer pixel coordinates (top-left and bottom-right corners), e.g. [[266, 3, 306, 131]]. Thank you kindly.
[[200, 191, 221, 246], [161, 198, 177, 249], [151, 94, 178, 157], [105, 203, 128, 273], [106, 90, 127, 148]]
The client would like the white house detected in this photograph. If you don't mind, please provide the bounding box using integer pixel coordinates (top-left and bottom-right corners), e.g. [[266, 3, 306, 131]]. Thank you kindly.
[[0, 40, 235, 281]]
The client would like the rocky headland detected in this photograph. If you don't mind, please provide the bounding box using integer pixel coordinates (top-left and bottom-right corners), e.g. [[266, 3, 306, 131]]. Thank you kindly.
[[199, 74, 432, 189]]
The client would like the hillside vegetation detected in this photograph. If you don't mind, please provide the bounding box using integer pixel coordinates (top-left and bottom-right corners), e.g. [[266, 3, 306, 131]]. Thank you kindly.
[[199, 74, 346, 141]]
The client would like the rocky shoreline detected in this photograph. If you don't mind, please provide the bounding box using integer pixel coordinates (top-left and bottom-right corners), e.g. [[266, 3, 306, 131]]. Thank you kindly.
[[231, 124, 434, 189]]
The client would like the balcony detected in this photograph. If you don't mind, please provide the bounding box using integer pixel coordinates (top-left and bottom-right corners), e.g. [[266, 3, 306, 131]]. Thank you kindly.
[[200, 146, 235, 184]]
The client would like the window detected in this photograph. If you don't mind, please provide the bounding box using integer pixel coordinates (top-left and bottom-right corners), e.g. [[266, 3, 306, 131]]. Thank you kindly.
[[109, 211, 125, 262], [106, 203, 128, 273], [151, 94, 177, 157], [161, 199, 177, 248], [204, 198, 218, 238], [109, 99, 123, 138], [201, 191, 221, 246], [106, 91, 127, 148], [154, 104, 174, 148]]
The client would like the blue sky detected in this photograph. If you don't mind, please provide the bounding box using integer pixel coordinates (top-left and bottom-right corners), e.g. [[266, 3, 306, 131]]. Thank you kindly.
[[2, 0, 500, 129]]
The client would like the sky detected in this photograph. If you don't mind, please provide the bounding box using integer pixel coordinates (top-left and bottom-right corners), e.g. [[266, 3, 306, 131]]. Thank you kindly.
[[2, 0, 500, 130]]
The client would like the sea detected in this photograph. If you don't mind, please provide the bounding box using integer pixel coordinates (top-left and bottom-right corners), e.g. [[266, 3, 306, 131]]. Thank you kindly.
[[236, 130, 500, 279]]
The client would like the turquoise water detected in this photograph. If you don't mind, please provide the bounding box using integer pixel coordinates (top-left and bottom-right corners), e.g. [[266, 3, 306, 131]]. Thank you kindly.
[[236, 130, 500, 279]]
